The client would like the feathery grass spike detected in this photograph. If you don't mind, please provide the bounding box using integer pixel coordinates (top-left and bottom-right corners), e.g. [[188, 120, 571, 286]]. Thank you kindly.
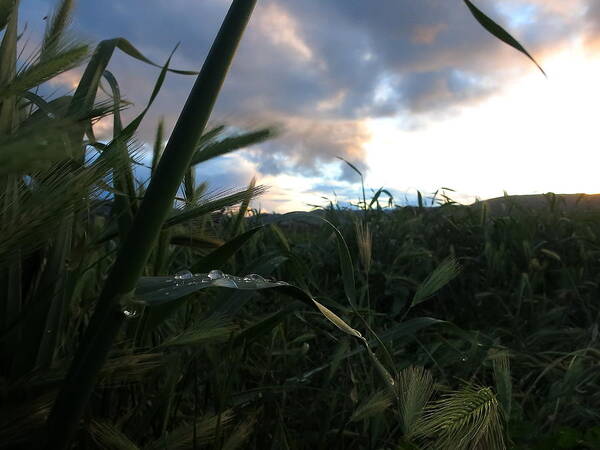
[[415, 385, 505, 449], [398, 366, 434, 438], [411, 257, 461, 307], [492, 350, 512, 419], [350, 389, 394, 422], [40, 0, 75, 60]]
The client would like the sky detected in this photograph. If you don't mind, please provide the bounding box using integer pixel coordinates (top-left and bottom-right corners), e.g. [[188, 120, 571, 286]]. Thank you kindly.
[[20, 0, 600, 211]]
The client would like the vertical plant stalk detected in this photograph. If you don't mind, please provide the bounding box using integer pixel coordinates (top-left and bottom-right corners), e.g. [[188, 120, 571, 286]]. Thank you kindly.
[[151, 118, 164, 176], [230, 176, 255, 236], [0, 0, 20, 375], [44, 1, 257, 448]]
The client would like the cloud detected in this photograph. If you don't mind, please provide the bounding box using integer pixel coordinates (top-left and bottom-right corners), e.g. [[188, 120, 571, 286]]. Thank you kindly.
[[411, 24, 448, 45], [247, 116, 370, 179], [583, 0, 600, 53], [23, 0, 587, 182]]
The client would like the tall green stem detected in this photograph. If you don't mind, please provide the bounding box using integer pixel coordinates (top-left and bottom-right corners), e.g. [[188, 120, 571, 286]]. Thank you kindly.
[[44, 1, 257, 448]]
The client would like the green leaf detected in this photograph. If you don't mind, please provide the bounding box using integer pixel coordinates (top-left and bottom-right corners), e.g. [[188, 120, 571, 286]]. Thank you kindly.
[[0, 0, 16, 32], [97, 44, 178, 166], [490, 349, 512, 420], [190, 225, 265, 274], [190, 127, 275, 166], [89, 420, 139, 450], [313, 300, 362, 339], [212, 255, 289, 317], [145, 411, 236, 450], [159, 316, 237, 347], [133, 270, 364, 334], [336, 156, 363, 179], [163, 187, 266, 229], [464, 0, 546, 76], [113, 37, 198, 75], [230, 176, 255, 236], [101, 69, 136, 239], [282, 212, 357, 308], [540, 248, 561, 262], [232, 304, 301, 346], [0, 119, 74, 174], [286, 317, 449, 384], [369, 187, 393, 210], [151, 118, 164, 175]]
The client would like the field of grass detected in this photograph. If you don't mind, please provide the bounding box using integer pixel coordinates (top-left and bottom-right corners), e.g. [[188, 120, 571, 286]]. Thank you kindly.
[[0, 0, 598, 449]]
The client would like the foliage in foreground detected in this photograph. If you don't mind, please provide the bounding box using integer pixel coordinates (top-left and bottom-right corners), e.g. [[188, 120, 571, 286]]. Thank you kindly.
[[1, 0, 596, 449]]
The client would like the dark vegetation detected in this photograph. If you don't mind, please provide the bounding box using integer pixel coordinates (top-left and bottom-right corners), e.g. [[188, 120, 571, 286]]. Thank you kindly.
[[0, 0, 598, 449]]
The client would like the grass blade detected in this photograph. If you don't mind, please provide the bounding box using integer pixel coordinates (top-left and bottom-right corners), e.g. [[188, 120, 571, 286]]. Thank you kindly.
[[151, 118, 164, 176], [191, 225, 265, 274], [230, 176, 255, 236], [190, 127, 275, 166], [464, 0, 546, 76], [88, 420, 139, 450]]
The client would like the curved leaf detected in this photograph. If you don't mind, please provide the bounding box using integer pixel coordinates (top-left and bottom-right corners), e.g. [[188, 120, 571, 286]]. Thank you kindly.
[[464, 0, 546, 76]]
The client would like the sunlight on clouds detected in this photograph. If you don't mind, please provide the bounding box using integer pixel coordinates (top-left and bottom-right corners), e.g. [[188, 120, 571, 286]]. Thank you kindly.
[[514, 0, 587, 18], [411, 24, 447, 45], [256, 3, 316, 64], [92, 116, 114, 139], [254, 173, 326, 212], [365, 39, 600, 203], [316, 89, 348, 112], [48, 69, 81, 90]]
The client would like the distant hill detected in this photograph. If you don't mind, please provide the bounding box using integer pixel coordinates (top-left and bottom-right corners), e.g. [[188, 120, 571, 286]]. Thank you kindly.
[[473, 193, 600, 215]]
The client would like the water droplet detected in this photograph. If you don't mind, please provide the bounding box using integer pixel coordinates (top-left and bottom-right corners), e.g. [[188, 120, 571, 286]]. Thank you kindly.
[[244, 273, 266, 282], [123, 308, 139, 319], [174, 270, 193, 280], [208, 269, 224, 280]]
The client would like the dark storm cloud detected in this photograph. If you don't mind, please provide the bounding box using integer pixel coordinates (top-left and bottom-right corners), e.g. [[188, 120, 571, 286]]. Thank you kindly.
[[22, 0, 585, 179]]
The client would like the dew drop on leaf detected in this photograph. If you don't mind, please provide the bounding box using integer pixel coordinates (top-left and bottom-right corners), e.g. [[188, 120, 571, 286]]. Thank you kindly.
[[174, 270, 193, 280], [208, 269, 224, 280], [244, 273, 266, 282], [123, 308, 139, 319]]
